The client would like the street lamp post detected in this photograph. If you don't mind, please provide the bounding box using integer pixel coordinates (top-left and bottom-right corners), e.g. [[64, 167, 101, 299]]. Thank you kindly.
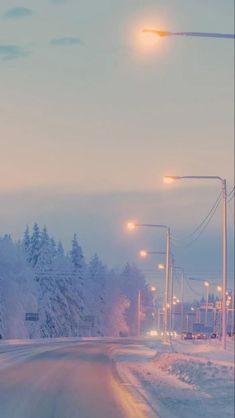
[[180, 271, 184, 331], [164, 175, 228, 349], [127, 223, 171, 333], [169, 256, 175, 331], [204, 281, 210, 326], [174, 266, 185, 332], [137, 289, 141, 337], [139, 250, 175, 331]]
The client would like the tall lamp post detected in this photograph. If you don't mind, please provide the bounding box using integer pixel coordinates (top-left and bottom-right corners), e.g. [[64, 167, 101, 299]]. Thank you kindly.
[[164, 175, 228, 349], [173, 266, 185, 332], [127, 222, 171, 333], [139, 249, 175, 330], [204, 281, 210, 326]]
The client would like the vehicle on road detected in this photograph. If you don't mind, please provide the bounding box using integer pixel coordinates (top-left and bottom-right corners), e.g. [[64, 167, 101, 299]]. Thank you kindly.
[[181, 331, 193, 340]]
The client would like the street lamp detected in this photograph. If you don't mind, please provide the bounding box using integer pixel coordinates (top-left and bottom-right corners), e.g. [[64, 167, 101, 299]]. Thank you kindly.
[[158, 263, 165, 270], [139, 249, 175, 331], [204, 281, 210, 326], [174, 266, 185, 332], [164, 175, 228, 349], [142, 29, 235, 40], [127, 222, 171, 333], [139, 250, 148, 258]]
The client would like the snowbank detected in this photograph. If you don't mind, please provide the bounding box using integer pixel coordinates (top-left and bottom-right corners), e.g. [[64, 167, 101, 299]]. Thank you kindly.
[[112, 339, 234, 418]]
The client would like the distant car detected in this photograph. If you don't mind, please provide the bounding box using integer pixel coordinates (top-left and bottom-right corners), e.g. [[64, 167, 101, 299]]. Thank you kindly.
[[195, 333, 207, 340], [210, 333, 217, 339], [181, 332, 193, 340]]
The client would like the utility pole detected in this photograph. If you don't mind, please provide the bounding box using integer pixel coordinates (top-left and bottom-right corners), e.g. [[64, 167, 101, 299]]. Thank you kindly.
[[181, 272, 185, 331], [137, 290, 141, 337]]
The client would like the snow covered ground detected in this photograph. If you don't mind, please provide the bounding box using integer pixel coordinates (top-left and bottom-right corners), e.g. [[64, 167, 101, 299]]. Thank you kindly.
[[111, 337, 235, 418], [0, 336, 234, 418]]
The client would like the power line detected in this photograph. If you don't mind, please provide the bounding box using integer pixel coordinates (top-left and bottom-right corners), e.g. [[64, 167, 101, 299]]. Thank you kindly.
[[227, 186, 235, 197], [183, 196, 221, 247], [172, 192, 222, 249], [171, 192, 222, 246]]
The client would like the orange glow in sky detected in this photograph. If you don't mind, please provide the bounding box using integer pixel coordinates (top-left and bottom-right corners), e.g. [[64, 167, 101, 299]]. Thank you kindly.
[[128, 12, 169, 55], [138, 29, 160, 51]]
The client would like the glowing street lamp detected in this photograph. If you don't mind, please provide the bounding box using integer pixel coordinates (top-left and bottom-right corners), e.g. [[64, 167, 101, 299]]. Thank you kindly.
[[164, 175, 228, 349], [138, 249, 175, 331], [204, 281, 210, 326], [127, 222, 136, 231], [126, 221, 171, 333], [139, 250, 148, 258], [158, 263, 165, 270]]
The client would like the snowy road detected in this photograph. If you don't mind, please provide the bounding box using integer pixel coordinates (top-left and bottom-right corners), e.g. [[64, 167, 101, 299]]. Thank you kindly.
[[0, 338, 234, 418], [0, 339, 153, 418]]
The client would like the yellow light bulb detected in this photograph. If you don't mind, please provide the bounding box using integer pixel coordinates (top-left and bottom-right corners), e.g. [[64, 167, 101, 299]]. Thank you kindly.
[[127, 222, 136, 231]]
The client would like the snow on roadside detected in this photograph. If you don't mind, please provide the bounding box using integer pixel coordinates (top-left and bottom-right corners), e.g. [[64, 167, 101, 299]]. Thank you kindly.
[[171, 337, 234, 365], [111, 339, 234, 418]]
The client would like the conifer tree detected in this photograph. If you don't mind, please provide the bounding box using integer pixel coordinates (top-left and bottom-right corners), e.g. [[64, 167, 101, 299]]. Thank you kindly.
[[29, 223, 41, 268], [70, 234, 84, 270]]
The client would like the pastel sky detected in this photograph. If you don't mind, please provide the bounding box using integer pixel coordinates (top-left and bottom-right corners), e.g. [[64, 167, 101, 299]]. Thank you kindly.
[[0, 1, 234, 297]]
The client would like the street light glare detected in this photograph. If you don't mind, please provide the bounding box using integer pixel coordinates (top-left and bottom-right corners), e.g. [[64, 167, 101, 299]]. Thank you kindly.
[[127, 222, 136, 231], [143, 29, 171, 38], [158, 263, 165, 270], [204, 281, 210, 287], [163, 176, 177, 184], [139, 250, 148, 258], [139, 29, 160, 50], [150, 286, 156, 292], [217, 286, 222, 292]]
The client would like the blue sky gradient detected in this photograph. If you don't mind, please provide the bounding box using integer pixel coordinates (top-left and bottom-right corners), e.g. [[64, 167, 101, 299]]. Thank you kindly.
[[0, 0, 234, 296]]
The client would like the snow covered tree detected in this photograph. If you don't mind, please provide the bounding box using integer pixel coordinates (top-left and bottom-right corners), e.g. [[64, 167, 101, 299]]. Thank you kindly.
[[69, 234, 86, 286], [70, 234, 84, 270], [57, 241, 65, 257], [29, 223, 41, 268], [85, 254, 107, 335], [50, 238, 57, 260], [103, 270, 129, 336], [120, 263, 151, 336], [22, 225, 30, 255], [37, 226, 52, 268], [0, 235, 39, 339]]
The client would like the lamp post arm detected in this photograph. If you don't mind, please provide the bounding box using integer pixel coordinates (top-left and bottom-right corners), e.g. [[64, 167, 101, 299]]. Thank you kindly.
[[168, 175, 224, 183], [143, 30, 235, 40], [173, 32, 235, 40], [135, 223, 169, 229]]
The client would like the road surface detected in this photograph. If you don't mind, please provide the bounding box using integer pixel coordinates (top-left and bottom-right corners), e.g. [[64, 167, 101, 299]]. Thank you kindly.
[[0, 338, 151, 418]]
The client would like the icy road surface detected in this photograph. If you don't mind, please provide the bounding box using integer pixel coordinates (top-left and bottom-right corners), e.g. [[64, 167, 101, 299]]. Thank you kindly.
[[0, 338, 154, 418], [0, 338, 234, 418]]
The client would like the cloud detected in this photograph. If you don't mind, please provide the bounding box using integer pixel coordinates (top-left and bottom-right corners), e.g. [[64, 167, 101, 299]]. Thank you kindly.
[[4, 7, 34, 19], [0, 44, 30, 60], [49, 37, 82, 46]]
